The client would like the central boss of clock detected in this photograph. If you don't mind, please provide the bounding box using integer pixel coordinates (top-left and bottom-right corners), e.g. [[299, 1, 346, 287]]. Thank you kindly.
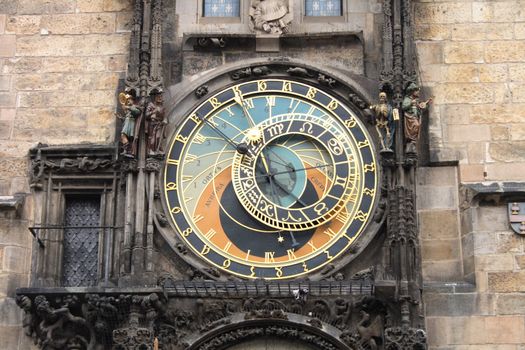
[[164, 79, 378, 280]]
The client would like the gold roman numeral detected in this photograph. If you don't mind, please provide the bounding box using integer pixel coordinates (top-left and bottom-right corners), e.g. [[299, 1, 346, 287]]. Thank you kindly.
[[265, 251, 276, 263], [287, 249, 297, 260]]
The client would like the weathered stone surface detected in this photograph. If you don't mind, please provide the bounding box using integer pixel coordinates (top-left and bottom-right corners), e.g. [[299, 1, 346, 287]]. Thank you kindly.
[[479, 64, 508, 83], [414, 24, 450, 41], [516, 23, 525, 39], [417, 186, 457, 210], [490, 126, 510, 141], [475, 254, 514, 272], [510, 83, 525, 102], [17, 0, 75, 15], [510, 124, 525, 140], [422, 239, 461, 261], [417, 166, 457, 186], [448, 124, 491, 142], [489, 141, 525, 162], [486, 162, 525, 180], [0, 120, 12, 139], [444, 42, 484, 64], [2, 246, 28, 273], [446, 64, 479, 83], [40, 13, 116, 34], [77, 0, 105, 13], [415, 42, 443, 64], [423, 260, 463, 281], [0, 35, 15, 57], [486, 41, 525, 63], [116, 11, 133, 32], [0, 298, 23, 325], [470, 104, 525, 124], [414, 3, 472, 24], [485, 316, 525, 344], [0, 325, 21, 348], [5, 15, 41, 35], [496, 294, 525, 315], [509, 63, 525, 82], [419, 209, 460, 240], [488, 271, 525, 292], [459, 164, 485, 182], [103, 0, 134, 12], [0, 158, 27, 178], [424, 293, 494, 317]]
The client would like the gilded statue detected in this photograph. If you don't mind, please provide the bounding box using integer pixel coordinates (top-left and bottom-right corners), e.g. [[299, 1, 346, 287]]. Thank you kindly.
[[145, 91, 166, 156], [249, 0, 292, 35], [369, 92, 397, 150], [402, 83, 432, 153], [118, 92, 142, 158]]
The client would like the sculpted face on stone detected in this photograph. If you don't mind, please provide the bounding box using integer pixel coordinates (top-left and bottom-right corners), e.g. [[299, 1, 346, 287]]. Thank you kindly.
[[249, 0, 292, 35]]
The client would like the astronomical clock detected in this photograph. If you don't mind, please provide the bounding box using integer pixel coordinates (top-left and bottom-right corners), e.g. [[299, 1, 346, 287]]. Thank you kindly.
[[162, 77, 380, 280]]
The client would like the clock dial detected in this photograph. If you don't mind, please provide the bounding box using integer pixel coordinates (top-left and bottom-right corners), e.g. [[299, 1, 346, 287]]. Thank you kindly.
[[164, 79, 378, 279]]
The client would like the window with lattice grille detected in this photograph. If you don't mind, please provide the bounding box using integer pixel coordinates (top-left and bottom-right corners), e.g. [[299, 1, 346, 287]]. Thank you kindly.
[[203, 0, 240, 17], [305, 0, 343, 16]]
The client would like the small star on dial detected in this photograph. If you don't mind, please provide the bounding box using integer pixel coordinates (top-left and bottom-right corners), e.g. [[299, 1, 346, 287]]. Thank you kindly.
[[277, 235, 285, 243]]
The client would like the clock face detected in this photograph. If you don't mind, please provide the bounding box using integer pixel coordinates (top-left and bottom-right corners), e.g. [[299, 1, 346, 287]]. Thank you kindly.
[[164, 79, 378, 280]]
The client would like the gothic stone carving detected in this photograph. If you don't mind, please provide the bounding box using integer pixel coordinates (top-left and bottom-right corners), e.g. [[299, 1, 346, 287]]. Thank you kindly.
[[249, 0, 292, 35]]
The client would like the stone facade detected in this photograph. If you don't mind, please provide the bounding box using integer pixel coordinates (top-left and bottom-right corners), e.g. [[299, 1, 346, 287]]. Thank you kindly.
[[0, 0, 524, 349]]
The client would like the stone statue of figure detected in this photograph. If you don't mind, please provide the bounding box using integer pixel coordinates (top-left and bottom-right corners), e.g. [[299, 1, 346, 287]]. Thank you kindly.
[[402, 83, 432, 153], [145, 91, 166, 156], [250, 0, 292, 35], [118, 92, 142, 158], [369, 92, 396, 150]]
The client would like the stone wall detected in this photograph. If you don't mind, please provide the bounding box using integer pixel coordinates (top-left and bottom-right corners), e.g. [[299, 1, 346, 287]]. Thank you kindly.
[[0, 1, 130, 348]]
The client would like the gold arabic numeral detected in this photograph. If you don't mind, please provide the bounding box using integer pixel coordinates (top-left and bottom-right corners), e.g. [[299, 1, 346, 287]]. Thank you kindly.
[[193, 214, 204, 223], [175, 134, 188, 144], [224, 241, 232, 253], [333, 176, 347, 187], [283, 81, 292, 92], [250, 266, 256, 278], [324, 228, 337, 239], [181, 227, 192, 236], [314, 202, 328, 216], [201, 245, 211, 255], [257, 80, 267, 92], [265, 251, 276, 263], [287, 249, 297, 260], [182, 175, 193, 183], [364, 162, 376, 173], [222, 259, 231, 268], [302, 261, 309, 272], [192, 134, 207, 145], [324, 250, 333, 260], [171, 206, 181, 214], [307, 87, 317, 99], [245, 249, 251, 261], [307, 241, 317, 252], [265, 96, 275, 107], [232, 85, 242, 99], [355, 210, 368, 222], [336, 211, 350, 223], [344, 118, 357, 128], [357, 140, 370, 149], [204, 228, 216, 240], [267, 123, 284, 137], [328, 138, 343, 155], [275, 267, 283, 278], [167, 159, 179, 166], [189, 113, 202, 125], [327, 99, 338, 110], [209, 97, 221, 109], [166, 182, 177, 191]]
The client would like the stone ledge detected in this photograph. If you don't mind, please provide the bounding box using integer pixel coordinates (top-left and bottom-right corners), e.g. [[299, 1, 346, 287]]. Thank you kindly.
[[0, 193, 24, 212]]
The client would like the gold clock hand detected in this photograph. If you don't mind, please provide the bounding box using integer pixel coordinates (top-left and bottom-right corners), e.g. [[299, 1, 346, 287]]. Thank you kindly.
[[195, 113, 251, 155], [254, 163, 333, 179]]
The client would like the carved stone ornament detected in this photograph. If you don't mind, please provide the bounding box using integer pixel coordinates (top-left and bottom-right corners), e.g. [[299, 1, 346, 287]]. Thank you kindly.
[[249, 0, 292, 35], [509, 202, 525, 235]]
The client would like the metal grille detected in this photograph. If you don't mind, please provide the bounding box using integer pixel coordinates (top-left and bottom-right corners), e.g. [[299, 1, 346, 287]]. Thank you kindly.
[[62, 197, 100, 287], [203, 0, 240, 17], [305, 0, 342, 16]]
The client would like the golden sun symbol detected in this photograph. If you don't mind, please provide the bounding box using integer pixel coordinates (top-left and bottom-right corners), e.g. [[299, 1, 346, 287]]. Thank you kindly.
[[246, 127, 262, 144]]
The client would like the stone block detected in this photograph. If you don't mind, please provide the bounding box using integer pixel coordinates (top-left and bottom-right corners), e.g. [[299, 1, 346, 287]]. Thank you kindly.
[[17, 0, 75, 14], [103, 0, 134, 12], [14, 73, 64, 91], [489, 141, 525, 162], [2, 246, 28, 273], [73, 34, 129, 56], [490, 125, 510, 141], [417, 166, 457, 186], [5, 15, 41, 35], [424, 292, 494, 317], [77, 0, 105, 12], [414, 3, 472, 24], [437, 83, 494, 105], [414, 24, 450, 41], [444, 42, 484, 64], [0, 273, 29, 297], [486, 41, 525, 63], [448, 124, 491, 143], [510, 125, 525, 140], [0, 15, 5, 34], [0, 109, 15, 121], [16, 35, 76, 56], [516, 23, 525, 40], [0, 298, 23, 325], [451, 24, 485, 41], [0, 35, 15, 57], [415, 42, 443, 64], [116, 12, 133, 32], [510, 83, 525, 103], [485, 23, 514, 40], [422, 239, 461, 261], [459, 164, 485, 182], [479, 64, 508, 83], [476, 206, 509, 232], [485, 316, 525, 343], [0, 1, 17, 15], [419, 209, 460, 240], [496, 294, 525, 315], [0, 325, 21, 349], [493, 1, 521, 22], [41, 57, 107, 73], [0, 93, 15, 107], [0, 120, 12, 139], [488, 271, 525, 292], [0, 75, 10, 91], [516, 255, 525, 269], [471, 104, 525, 124], [417, 185, 457, 210], [423, 260, 463, 281], [41, 13, 116, 35], [509, 63, 525, 82], [472, 2, 493, 22], [475, 254, 515, 272], [446, 64, 479, 83], [420, 64, 446, 83]]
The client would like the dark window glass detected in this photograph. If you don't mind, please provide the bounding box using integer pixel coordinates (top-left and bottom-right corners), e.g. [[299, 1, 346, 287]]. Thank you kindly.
[[305, 0, 342, 16], [62, 197, 100, 287], [203, 0, 240, 17]]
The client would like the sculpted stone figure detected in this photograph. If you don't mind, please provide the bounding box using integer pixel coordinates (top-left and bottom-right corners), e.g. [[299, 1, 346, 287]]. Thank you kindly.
[[145, 91, 166, 156], [402, 83, 432, 153], [118, 92, 142, 158], [369, 92, 396, 150], [249, 0, 292, 35]]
